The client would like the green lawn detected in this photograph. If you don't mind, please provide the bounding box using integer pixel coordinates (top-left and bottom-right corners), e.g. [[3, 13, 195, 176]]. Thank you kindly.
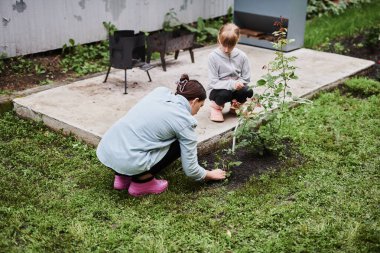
[[304, 1, 380, 49], [1, 4, 379, 251], [1, 77, 379, 252]]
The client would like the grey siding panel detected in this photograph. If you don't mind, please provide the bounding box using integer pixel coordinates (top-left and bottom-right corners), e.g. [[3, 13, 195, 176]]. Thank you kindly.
[[0, 0, 233, 57]]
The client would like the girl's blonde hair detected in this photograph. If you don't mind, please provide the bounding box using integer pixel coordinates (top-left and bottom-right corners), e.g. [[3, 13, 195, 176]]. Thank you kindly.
[[218, 23, 240, 48]]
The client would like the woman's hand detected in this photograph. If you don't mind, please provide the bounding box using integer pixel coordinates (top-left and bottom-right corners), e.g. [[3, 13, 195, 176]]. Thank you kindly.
[[205, 169, 226, 181]]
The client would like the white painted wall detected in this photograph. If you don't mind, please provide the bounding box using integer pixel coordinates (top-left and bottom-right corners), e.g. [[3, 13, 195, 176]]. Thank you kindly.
[[0, 0, 233, 57]]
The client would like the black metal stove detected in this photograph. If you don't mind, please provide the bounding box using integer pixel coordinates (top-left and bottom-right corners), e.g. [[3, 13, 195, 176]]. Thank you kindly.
[[104, 30, 155, 94], [146, 30, 195, 71]]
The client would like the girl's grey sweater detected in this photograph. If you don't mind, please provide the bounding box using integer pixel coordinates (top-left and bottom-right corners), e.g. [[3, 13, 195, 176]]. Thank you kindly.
[[207, 47, 251, 91]]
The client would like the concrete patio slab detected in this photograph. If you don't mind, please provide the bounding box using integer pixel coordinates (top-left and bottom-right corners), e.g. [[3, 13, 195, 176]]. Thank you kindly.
[[13, 45, 374, 154]]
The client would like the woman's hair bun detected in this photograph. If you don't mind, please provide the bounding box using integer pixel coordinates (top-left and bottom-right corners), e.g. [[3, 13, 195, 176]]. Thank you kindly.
[[180, 74, 189, 82], [175, 73, 206, 101]]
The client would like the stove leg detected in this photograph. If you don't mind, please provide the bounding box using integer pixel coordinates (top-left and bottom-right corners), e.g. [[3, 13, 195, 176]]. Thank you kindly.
[[189, 48, 194, 63], [146, 50, 151, 63], [104, 66, 111, 82], [124, 69, 128, 94], [160, 51, 166, 72], [146, 70, 152, 82]]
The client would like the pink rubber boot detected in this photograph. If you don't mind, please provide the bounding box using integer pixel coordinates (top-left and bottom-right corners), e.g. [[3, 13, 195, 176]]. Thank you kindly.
[[113, 175, 132, 190], [210, 101, 224, 122], [128, 178, 168, 197]]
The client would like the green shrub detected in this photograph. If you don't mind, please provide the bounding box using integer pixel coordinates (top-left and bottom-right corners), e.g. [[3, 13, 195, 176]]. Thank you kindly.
[[182, 17, 219, 44], [0, 53, 7, 74], [307, 0, 372, 19], [60, 22, 116, 76], [363, 24, 380, 49], [163, 7, 233, 45], [345, 77, 380, 96], [304, 1, 380, 48], [233, 19, 311, 156], [60, 39, 109, 76], [9, 56, 34, 74]]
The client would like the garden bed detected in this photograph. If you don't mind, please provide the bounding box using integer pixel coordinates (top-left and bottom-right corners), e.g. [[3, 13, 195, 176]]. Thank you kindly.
[[0, 51, 76, 93], [201, 140, 304, 189]]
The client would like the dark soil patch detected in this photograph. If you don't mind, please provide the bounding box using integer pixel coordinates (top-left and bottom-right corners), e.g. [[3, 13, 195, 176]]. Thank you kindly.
[[0, 51, 76, 92], [200, 142, 304, 189], [326, 28, 380, 81]]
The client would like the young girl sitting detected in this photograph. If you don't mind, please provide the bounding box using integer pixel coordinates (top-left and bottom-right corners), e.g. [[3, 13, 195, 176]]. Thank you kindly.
[[207, 23, 253, 122]]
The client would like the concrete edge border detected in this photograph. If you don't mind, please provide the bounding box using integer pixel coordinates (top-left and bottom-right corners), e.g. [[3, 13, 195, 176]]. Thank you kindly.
[[13, 103, 101, 146]]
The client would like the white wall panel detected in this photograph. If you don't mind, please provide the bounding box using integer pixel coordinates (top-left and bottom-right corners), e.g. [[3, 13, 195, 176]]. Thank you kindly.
[[0, 0, 233, 57]]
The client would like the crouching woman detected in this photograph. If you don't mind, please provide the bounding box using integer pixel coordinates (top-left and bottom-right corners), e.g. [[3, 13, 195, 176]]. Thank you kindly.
[[96, 74, 226, 197]]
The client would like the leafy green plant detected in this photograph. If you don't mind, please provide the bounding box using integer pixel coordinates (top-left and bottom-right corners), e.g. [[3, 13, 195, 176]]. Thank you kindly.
[[0, 89, 12, 96], [232, 19, 311, 155], [160, 8, 233, 45], [226, 6, 233, 23], [0, 52, 7, 74], [9, 56, 34, 74], [183, 17, 219, 44], [363, 24, 380, 49], [161, 8, 230, 45], [34, 64, 46, 75], [317, 41, 350, 54], [307, 0, 372, 19], [332, 41, 349, 54], [205, 152, 241, 178], [60, 22, 114, 76], [102, 21, 118, 36], [1, 54, 49, 76], [344, 77, 380, 96], [39, 78, 53, 85], [162, 8, 182, 32], [304, 1, 380, 49], [60, 38, 109, 76]]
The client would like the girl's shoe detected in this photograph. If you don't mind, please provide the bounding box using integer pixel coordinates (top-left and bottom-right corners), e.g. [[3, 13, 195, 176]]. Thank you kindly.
[[210, 101, 224, 122], [113, 175, 131, 190], [128, 178, 168, 197]]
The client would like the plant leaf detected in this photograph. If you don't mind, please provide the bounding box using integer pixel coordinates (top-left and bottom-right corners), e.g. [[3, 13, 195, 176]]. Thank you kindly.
[[257, 79, 267, 86], [204, 27, 219, 37], [69, 39, 75, 46]]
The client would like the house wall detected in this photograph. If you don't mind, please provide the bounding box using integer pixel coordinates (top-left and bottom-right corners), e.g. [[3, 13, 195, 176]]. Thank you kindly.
[[0, 0, 233, 57]]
